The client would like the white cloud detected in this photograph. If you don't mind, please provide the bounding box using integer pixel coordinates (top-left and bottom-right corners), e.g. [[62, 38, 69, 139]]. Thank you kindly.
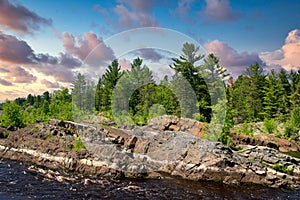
[[260, 29, 300, 71]]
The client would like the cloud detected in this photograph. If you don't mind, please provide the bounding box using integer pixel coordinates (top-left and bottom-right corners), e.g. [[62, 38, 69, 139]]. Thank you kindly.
[[119, 57, 131, 71], [0, 0, 52, 34], [260, 29, 300, 71], [135, 48, 163, 62], [205, 40, 264, 74], [0, 78, 12, 86], [31, 53, 80, 83], [62, 32, 115, 67], [0, 32, 78, 84], [58, 53, 81, 68], [114, 0, 159, 28], [171, 0, 195, 21], [0, 31, 36, 64], [0, 66, 37, 83], [40, 79, 60, 88], [36, 53, 58, 65], [33, 63, 75, 83], [93, 4, 109, 15], [201, 0, 241, 22]]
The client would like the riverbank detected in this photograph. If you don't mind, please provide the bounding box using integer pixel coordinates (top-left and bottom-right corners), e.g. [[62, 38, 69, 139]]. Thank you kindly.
[[0, 117, 299, 189], [1, 158, 299, 200]]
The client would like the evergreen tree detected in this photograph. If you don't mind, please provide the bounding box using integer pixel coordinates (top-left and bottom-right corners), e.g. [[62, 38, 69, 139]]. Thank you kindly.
[[95, 60, 123, 112], [72, 73, 87, 110], [170, 43, 211, 121], [277, 69, 291, 119], [263, 70, 280, 118]]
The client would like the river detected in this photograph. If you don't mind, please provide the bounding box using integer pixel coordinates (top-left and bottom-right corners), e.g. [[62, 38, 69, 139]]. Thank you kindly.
[[0, 158, 299, 200]]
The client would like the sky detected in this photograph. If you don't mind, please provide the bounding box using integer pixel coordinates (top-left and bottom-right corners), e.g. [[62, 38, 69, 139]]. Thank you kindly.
[[0, 0, 300, 100]]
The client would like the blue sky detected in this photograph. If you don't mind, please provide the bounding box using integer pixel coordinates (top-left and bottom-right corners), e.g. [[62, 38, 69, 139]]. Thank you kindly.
[[0, 0, 300, 100]]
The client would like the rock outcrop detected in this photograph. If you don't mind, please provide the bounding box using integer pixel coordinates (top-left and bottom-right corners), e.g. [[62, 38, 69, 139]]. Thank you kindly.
[[0, 118, 299, 189], [231, 132, 300, 152]]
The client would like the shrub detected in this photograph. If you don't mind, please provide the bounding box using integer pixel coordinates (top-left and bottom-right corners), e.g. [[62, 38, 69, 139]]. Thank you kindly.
[[273, 163, 292, 174], [241, 122, 253, 136], [72, 137, 86, 151], [263, 118, 277, 134], [1, 102, 25, 127], [291, 107, 300, 129]]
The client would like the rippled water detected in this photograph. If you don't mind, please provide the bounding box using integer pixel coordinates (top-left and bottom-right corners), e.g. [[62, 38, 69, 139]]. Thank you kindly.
[[0, 158, 299, 200]]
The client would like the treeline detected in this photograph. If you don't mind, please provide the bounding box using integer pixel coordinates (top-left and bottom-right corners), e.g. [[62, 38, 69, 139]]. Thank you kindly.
[[0, 88, 72, 127], [1, 42, 300, 144]]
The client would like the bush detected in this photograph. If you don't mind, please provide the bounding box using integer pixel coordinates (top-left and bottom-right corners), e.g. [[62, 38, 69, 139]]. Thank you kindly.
[[291, 107, 300, 129], [263, 118, 277, 134], [273, 163, 292, 174], [284, 122, 298, 140], [72, 137, 86, 151], [240, 122, 254, 136], [1, 102, 25, 127]]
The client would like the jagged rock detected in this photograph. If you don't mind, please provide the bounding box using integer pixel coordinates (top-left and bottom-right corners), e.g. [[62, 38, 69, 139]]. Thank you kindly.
[[0, 120, 299, 189], [144, 115, 206, 137]]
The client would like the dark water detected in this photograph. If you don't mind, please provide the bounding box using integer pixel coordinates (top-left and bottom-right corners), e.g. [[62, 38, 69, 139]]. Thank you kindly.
[[0, 158, 299, 200]]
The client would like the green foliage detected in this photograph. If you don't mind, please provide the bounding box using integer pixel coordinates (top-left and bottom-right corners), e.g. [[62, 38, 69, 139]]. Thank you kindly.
[[282, 151, 300, 159], [95, 60, 124, 112], [170, 43, 211, 121], [235, 122, 254, 136], [72, 137, 86, 151], [263, 118, 277, 134], [45, 133, 54, 141], [1, 102, 25, 127], [231, 63, 266, 122], [273, 163, 292, 174], [283, 121, 298, 140], [71, 74, 95, 120], [291, 107, 300, 129], [218, 130, 232, 146], [0, 131, 10, 138]]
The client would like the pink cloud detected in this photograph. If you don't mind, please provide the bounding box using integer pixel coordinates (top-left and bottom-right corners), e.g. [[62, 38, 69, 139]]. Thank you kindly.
[[0, 66, 37, 84], [62, 32, 115, 66], [171, 0, 195, 21], [0, 0, 51, 34], [205, 40, 263, 74], [40, 79, 60, 88], [114, 0, 159, 29], [201, 0, 241, 22], [260, 29, 300, 71], [119, 57, 131, 71], [0, 32, 80, 83], [0, 31, 36, 64], [0, 78, 12, 86]]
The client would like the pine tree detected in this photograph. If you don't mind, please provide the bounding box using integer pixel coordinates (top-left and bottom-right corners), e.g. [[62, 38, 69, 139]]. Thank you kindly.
[[263, 70, 279, 118], [170, 43, 211, 121], [95, 60, 123, 112], [71, 73, 87, 110]]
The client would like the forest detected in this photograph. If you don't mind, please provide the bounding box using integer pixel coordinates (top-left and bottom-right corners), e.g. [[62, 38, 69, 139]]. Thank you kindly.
[[1, 42, 300, 145]]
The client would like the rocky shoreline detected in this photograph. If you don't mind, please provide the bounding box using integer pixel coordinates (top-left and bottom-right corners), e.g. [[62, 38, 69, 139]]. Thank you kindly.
[[0, 116, 299, 189]]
